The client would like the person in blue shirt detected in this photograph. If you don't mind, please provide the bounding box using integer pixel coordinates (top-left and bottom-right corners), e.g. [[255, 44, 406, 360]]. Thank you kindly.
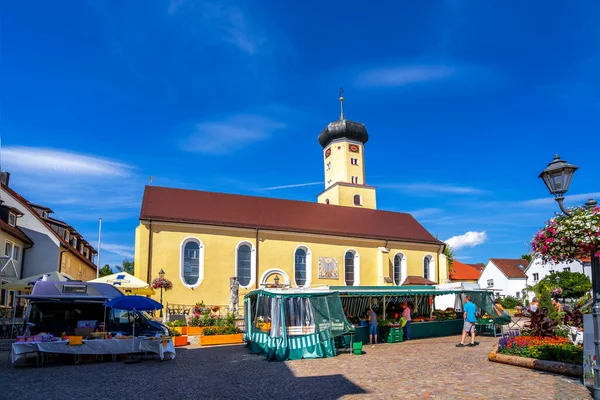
[[456, 295, 478, 347]]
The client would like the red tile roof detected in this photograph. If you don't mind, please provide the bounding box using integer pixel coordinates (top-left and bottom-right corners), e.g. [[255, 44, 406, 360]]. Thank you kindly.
[[140, 186, 442, 245], [0, 219, 33, 245], [467, 263, 485, 272], [449, 260, 481, 280], [490, 258, 529, 279], [401, 276, 438, 286]]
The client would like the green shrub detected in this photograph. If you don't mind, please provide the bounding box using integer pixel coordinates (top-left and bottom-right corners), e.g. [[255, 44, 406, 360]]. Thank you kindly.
[[499, 296, 523, 309]]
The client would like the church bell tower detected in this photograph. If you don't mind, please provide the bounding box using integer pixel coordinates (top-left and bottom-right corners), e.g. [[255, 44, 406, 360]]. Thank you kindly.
[[317, 92, 377, 209]]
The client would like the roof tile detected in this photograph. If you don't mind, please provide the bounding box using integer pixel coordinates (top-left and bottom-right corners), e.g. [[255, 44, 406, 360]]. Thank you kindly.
[[490, 258, 529, 279], [449, 260, 481, 280]]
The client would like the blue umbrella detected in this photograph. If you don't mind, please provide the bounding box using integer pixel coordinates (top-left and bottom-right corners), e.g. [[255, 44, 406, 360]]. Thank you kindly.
[[105, 296, 163, 355], [105, 295, 163, 311]]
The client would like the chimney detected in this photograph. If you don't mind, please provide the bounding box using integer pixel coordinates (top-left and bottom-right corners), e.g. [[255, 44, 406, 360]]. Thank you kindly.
[[0, 171, 9, 187]]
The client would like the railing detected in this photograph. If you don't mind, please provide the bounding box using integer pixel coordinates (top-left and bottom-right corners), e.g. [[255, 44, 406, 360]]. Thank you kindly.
[[165, 303, 246, 331]]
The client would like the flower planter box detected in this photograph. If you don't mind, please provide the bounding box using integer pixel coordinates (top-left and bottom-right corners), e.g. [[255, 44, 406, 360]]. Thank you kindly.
[[200, 333, 244, 346], [187, 326, 208, 336], [173, 327, 188, 335], [173, 335, 188, 347]]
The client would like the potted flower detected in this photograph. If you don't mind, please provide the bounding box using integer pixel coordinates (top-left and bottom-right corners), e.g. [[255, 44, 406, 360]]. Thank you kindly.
[[170, 329, 188, 347], [151, 276, 173, 291], [199, 314, 244, 346]]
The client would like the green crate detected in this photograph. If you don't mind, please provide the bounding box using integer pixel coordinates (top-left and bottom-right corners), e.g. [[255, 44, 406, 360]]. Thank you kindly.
[[352, 341, 363, 355]]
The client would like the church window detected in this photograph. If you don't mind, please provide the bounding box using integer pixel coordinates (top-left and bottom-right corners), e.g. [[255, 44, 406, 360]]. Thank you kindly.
[[353, 194, 362, 206], [351, 158, 358, 165], [423, 255, 434, 281], [294, 248, 307, 287], [236, 243, 253, 287], [351, 176, 359, 184], [424, 257, 430, 280], [180, 237, 204, 288], [325, 199, 329, 204], [393, 254, 403, 285], [326, 162, 331, 170], [344, 251, 354, 286]]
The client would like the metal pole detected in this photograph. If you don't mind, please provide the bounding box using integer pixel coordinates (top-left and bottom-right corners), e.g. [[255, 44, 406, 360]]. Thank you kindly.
[[160, 287, 163, 318], [590, 249, 600, 398], [96, 218, 102, 279]]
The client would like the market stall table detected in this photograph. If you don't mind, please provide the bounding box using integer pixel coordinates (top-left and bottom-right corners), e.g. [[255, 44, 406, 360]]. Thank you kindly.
[[12, 338, 176, 365]]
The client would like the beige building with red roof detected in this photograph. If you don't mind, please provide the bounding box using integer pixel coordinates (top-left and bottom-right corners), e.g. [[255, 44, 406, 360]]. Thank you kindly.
[[134, 101, 449, 308]]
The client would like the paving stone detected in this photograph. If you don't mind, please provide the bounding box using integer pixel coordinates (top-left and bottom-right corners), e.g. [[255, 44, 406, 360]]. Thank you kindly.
[[0, 335, 591, 399]]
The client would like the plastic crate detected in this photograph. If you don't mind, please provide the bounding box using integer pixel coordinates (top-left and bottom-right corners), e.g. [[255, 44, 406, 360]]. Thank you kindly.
[[352, 341, 363, 355]]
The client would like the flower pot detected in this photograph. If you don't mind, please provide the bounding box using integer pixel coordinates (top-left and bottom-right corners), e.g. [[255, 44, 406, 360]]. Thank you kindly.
[[199, 333, 244, 346], [173, 335, 188, 347], [173, 326, 188, 335]]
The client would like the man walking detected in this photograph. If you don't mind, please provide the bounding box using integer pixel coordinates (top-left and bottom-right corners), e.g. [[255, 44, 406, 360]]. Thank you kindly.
[[367, 306, 378, 347], [456, 295, 478, 347]]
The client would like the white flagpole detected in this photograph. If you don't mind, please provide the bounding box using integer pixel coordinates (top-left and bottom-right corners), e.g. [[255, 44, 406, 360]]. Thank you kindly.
[[97, 218, 102, 279]]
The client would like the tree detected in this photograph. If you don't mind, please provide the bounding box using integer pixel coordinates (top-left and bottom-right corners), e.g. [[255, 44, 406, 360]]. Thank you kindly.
[[521, 253, 533, 263], [443, 245, 454, 268], [98, 264, 113, 277], [115, 259, 134, 275], [536, 271, 592, 300]]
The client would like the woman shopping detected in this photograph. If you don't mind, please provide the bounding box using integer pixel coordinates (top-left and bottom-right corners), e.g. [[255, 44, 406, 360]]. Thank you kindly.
[[401, 302, 412, 340]]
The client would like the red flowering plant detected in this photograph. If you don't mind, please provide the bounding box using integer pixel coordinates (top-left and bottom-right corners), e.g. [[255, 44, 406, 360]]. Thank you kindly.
[[151, 277, 173, 291], [531, 204, 600, 263], [498, 334, 583, 365]]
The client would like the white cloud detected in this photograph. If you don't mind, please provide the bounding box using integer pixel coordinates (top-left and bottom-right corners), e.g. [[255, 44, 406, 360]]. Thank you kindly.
[[260, 182, 322, 191], [381, 183, 487, 195], [102, 243, 135, 259], [3, 146, 134, 177], [185, 114, 285, 155], [521, 192, 600, 207], [407, 208, 444, 218], [355, 66, 455, 88], [445, 231, 488, 250]]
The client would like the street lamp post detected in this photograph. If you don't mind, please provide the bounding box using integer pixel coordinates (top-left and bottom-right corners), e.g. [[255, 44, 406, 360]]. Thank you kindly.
[[539, 154, 600, 397], [159, 269, 165, 318]]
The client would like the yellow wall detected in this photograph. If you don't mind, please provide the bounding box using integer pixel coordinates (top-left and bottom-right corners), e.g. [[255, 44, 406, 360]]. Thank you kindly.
[[317, 183, 377, 209], [323, 140, 365, 189], [134, 221, 443, 307], [60, 250, 96, 281]]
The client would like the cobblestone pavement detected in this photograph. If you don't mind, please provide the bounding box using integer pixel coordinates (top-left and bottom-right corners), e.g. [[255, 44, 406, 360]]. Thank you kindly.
[[0, 335, 591, 400]]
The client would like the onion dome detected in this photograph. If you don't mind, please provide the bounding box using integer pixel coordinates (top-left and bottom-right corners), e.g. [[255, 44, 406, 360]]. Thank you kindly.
[[318, 92, 369, 149]]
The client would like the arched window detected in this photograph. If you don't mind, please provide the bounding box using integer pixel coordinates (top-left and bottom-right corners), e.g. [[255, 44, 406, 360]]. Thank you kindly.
[[424, 257, 430, 280], [237, 244, 252, 287], [345, 251, 355, 286], [393, 254, 403, 285], [181, 238, 204, 288], [325, 199, 330, 204], [353, 194, 362, 206], [294, 248, 307, 287]]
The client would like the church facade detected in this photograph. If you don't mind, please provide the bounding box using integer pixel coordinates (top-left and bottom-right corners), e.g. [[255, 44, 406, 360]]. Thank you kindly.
[[134, 97, 448, 308]]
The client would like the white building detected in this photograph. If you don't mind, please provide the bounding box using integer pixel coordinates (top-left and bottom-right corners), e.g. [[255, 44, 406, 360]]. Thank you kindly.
[[477, 258, 529, 299], [524, 254, 592, 300]]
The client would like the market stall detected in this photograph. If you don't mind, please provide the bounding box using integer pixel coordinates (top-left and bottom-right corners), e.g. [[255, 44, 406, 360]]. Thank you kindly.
[[244, 288, 352, 361], [10, 281, 173, 365], [331, 285, 510, 342]]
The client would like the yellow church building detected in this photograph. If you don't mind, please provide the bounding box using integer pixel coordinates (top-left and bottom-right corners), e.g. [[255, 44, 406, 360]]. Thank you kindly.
[[134, 96, 449, 308]]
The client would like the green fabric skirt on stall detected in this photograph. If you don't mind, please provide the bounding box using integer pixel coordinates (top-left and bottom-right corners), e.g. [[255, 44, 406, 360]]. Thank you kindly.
[[250, 331, 337, 361]]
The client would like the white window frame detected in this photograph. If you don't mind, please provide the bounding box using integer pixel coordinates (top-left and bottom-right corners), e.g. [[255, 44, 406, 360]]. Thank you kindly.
[[423, 254, 435, 282], [563, 267, 570, 272], [293, 245, 312, 288], [351, 158, 359, 166], [13, 245, 20, 262], [0, 279, 10, 307], [393, 252, 407, 286], [487, 279, 494, 288], [533, 273, 539, 281], [179, 237, 205, 289], [235, 240, 256, 289], [351, 176, 359, 184], [4, 240, 14, 259], [8, 212, 16, 226], [353, 194, 362, 206], [344, 249, 360, 286]]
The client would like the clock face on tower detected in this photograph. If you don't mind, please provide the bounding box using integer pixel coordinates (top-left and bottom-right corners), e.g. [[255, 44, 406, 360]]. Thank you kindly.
[[325, 148, 331, 158], [349, 144, 360, 153]]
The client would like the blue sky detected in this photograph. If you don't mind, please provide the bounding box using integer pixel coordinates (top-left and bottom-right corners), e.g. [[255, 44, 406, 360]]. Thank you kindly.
[[1, 0, 599, 268]]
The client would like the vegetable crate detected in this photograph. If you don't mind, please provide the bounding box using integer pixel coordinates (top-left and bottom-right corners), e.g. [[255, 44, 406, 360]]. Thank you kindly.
[[387, 327, 403, 343]]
